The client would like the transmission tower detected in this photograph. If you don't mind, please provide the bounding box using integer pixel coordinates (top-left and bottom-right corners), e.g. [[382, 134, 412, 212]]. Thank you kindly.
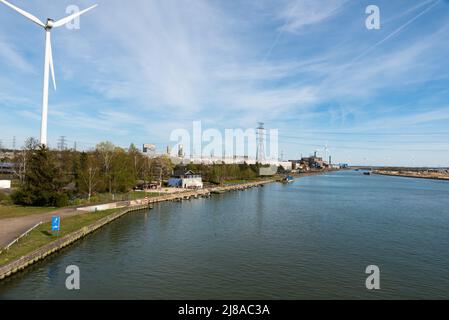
[[58, 136, 67, 151], [256, 122, 266, 163]]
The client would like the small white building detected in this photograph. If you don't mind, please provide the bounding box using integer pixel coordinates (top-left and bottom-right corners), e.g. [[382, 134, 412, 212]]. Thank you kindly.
[[168, 170, 203, 189], [0, 180, 11, 189]]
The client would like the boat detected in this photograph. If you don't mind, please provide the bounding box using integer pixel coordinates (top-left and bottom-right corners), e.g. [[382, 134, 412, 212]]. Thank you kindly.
[[282, 176, 294, 183]]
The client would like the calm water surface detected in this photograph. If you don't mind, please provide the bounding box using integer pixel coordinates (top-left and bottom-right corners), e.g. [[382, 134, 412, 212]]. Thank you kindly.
[[1, 171, 448, 299]]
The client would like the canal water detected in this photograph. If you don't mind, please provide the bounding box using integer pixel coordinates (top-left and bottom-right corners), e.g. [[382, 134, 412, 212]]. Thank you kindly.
[[1, 170, 449, 299]]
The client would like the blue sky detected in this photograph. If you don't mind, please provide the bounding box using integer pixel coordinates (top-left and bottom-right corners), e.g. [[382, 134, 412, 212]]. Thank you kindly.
[[1, 0, 449, 166]]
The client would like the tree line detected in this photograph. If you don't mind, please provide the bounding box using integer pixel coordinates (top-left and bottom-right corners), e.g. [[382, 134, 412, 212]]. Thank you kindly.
[[2, 138, 269, 207], [180, 163, 261, 185], [10, 139, 173, 207]]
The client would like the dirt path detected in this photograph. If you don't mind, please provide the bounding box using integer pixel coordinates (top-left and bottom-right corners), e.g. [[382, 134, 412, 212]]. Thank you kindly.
[[0, 208, 82, 248]]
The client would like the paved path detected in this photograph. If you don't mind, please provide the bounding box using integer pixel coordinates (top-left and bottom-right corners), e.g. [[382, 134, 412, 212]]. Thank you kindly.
[[0, 208, 81, 248]]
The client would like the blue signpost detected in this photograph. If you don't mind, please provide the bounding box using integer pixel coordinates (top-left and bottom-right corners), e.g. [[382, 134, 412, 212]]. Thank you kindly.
[[52, 216, 60, 236]]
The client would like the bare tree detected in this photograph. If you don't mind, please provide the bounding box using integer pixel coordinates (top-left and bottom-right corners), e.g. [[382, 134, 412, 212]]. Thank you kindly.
[[12, 138, 40, 183], [96, 141, 115, 194], [82, 167, 98, 202]]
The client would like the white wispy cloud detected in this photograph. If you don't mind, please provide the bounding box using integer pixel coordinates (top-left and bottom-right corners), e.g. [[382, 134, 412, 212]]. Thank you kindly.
[[278, 0, 349, 33], [0, 37, 35, 73]]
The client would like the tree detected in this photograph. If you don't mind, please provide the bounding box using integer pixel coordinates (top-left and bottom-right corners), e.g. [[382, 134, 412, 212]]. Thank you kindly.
[[96, 141, 115, 193], [12, 145, 68, 207], [110, 148, 135, 193], [128, 143, 143, 182], [11, 138, 40, 183], [78, 152, 100, 201]]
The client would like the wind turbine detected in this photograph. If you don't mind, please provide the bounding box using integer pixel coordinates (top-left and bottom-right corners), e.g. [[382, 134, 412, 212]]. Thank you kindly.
[[0, 0, 97, 146]]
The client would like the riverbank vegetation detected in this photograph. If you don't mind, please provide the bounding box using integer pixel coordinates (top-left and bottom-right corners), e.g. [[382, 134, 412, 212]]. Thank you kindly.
[[7, 139, 173, 207], [2, 138, 270, 209], [180, 163, 262, 185]]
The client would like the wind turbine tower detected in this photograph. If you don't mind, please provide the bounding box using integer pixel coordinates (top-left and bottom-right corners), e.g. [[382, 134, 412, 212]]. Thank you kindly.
[[0, 0, 97, 146]]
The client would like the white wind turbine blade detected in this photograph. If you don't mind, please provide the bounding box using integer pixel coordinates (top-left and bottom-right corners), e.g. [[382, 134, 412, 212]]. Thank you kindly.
[[0, 0, 45, 27], [53, 4, 98, 28], [48, 36, 56, 91]]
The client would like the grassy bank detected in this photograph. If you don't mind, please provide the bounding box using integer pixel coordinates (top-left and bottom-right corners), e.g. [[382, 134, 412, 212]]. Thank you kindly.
[[0, 209, 119, 266], [0, 205, 58, 220], [0, 191, 159, 220]]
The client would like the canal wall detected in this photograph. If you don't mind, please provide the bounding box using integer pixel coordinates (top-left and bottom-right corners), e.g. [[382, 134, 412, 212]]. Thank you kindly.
[[0, 180, 274, 281], [0, 205, 150, 280], [373, 170, 449, 181]]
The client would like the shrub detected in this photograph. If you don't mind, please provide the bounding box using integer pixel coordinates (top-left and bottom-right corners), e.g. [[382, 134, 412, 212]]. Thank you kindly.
[[53, 193, 69, 208], [0, 191, 11, 204], [10, 189, 33, 206]]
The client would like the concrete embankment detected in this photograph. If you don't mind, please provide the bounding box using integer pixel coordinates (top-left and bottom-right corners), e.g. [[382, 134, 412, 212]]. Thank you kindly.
[[373, 171, 449, 181], [0, 180, 273, 281], [0, 205, 149, 280]]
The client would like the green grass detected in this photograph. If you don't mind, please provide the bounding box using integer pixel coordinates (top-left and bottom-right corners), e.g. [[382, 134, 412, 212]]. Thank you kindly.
[[0, 209, 120, 266], [0, 192, 162, 218], [0, 205, 58, 220]]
